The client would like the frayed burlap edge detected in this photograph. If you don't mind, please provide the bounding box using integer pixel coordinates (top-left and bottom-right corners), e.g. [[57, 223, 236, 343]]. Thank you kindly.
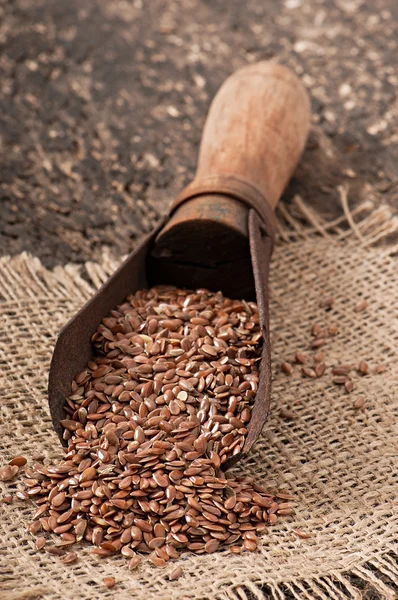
[[1, 193, 397, 600]]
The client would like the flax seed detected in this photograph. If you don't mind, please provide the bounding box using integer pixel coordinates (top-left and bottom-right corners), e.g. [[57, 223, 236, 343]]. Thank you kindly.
[[103, 577, 116, 588], [353, 396, 365, 409], [62, 551, 78, 564], [332, 376, 347, 385], [169, 566, 183, 580], [23, 286, 290, 567], [357, 361, 369, 375], [354, 299, 368, 312], [9, 456, 27, 467], [128, 555, 141, 570], [315, 362, 326, 377], [295, 351, 307, 364], [311, 338, 327, 349], [1, 495, 13, 504], [0, 465, 19, 481], [319, 296, 334, 309], [311, 323, 321, 336], [302, 367, 316, 378], [280, 409, 296, 420], [293, 529, 312, 539], [35, 536, 47, 550], [281, 362, 294, 375], [332, 366, 351, 376]]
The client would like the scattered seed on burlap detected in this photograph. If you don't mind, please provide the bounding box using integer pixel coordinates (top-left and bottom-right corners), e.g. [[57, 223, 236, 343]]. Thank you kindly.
[[319, 296, 334, 309], [295, 351, 307, 364], [354, 299, 368, 312], [292, 529, 312, 539], [103, 577, 116, 589], [0, 465, 19, 481], [1, 495, 13, 504], [169, 566, 184, 580], [357, 361, 369, 375], [24, 286, 289, 567], [281, 362, 294, 375], [314, 351, 325, 363], [353, 397, 365, 409], [280, 409, 297, 420], [315, 362, 326, 378], [62, 551, 78, 564], [35, 536, 47, 550], [302, 367, 316, 378]]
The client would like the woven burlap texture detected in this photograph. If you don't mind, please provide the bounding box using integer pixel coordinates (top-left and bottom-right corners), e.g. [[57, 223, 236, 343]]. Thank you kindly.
[[0, 198, 397, 600]]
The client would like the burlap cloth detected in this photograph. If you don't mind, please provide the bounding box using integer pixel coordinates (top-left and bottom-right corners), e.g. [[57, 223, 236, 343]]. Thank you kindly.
[[1, 196, 397, 600]]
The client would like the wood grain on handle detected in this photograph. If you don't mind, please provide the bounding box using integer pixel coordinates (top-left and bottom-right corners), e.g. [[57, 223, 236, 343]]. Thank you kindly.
[[194, 61, 310, 210], [152, 61, 310, 296]]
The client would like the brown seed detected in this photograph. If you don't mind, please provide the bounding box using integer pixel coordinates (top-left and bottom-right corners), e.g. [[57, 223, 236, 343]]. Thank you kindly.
[[328, 324, 338, 336], [277, 508, 295, 515], [315, 362, 326, 377], [314, 351, 325, 362], [0, 465, 19, 481], [281, 362, 294, 375], [169, 566, 183, 580], [80, 467, 97, 482], [332, 366, 351, 376], [28, 521, 41, 534], [280, 409, 296, 420], [103, 577, 116, 589], [344, 380, 354, 393], [319, 296, 334, 309], [353, 396, 365, 409], [243, 539, 257, 551], [354, 299, 368, 312], [204, 539, 219, 553], [229, 545, 242, 554], [9, 456, 27, 467], [1, 495, 13, 504], [292, 529, 312, 539], [295, 351, 307, 364], [268, 514, 278, 524], [357, 360, 369, 375], [128, 555, 142, 570], [201, 344, 218, 357], [301, 367, 316, 378], [35, 536, 47, 550], [62, 551, 78, 564], [224, 496, 236, 510], [52, 492, 66, 507], [311, 323, 321, 336], [47, 547, 65, 556], [149, 553, 166, 568], [311, 338, 327, 349], [153, 472, 169, 488], [148, 537, 166, 550]]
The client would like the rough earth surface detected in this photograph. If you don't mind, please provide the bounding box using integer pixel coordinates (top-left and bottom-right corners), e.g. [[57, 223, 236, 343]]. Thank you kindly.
[[0, 0, 397, 266]]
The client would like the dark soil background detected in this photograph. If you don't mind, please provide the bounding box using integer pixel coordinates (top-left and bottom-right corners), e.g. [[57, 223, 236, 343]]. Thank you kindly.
[[0, 0, 397, 268]]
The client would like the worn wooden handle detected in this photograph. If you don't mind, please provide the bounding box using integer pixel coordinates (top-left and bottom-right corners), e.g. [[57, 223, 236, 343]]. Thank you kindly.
[[192, 61, 310, 210], [152, 62, 310, 296]]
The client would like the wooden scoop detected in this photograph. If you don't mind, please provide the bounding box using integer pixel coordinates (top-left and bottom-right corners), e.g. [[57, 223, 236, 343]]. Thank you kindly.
[[49, 61, 310, 467]]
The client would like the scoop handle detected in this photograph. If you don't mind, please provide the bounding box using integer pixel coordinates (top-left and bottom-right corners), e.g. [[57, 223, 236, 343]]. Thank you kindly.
[[174, 61, 310, 215]]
